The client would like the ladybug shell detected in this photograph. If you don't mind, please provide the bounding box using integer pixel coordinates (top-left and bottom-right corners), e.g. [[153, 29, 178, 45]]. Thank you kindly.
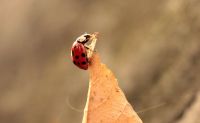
[[71, 42, 88, 70]]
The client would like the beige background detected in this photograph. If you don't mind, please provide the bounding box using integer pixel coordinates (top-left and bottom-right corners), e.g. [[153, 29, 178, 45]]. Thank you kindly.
[[0, 0, 200, 123]]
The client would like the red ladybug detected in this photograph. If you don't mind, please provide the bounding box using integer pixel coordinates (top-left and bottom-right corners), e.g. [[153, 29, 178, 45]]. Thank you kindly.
[[71, 33, 91, 70]]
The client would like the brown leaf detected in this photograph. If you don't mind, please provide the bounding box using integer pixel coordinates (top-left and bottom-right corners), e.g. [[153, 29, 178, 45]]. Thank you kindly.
[[82, 53, 143, 123]]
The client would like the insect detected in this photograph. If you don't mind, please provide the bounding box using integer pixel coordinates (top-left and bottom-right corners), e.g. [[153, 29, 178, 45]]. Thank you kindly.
[[71, 33, 97, 70]]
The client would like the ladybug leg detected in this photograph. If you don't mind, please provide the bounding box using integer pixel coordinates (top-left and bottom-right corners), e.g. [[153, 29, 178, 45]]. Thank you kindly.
[[84, 45, 90, 50], [85, 32, 98, 59], [85, 45, 93, 59], [85, 45, 97, 53], [84, 45, 92, 51]]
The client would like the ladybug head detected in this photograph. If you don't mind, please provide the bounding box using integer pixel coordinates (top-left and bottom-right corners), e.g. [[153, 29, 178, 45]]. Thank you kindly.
[[76, 34, 91, 44]]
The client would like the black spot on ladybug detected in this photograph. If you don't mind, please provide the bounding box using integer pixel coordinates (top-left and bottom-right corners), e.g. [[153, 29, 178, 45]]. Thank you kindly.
[[81, 53, 86, 57], [84, 34, 91, 39], [77, 62, 80, 65], [72, 51, 74, 56], [82, 61, 86, 65], [75, 55, 79, 59], [73, 61, 76, 65]]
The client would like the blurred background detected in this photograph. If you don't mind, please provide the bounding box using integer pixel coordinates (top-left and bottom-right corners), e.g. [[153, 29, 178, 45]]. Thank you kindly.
[[0, 0, 200, 123]]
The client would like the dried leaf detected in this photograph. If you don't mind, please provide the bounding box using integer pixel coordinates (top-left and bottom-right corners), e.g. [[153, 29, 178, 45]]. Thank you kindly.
[[82, 53, 143, 123]]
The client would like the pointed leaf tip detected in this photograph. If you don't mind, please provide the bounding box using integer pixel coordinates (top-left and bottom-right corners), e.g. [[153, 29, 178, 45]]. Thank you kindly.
[[82, 53, 143, 123]]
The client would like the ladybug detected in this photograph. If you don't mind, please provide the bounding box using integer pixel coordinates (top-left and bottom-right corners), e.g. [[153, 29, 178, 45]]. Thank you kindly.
[[71, 33, 92, 70]]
